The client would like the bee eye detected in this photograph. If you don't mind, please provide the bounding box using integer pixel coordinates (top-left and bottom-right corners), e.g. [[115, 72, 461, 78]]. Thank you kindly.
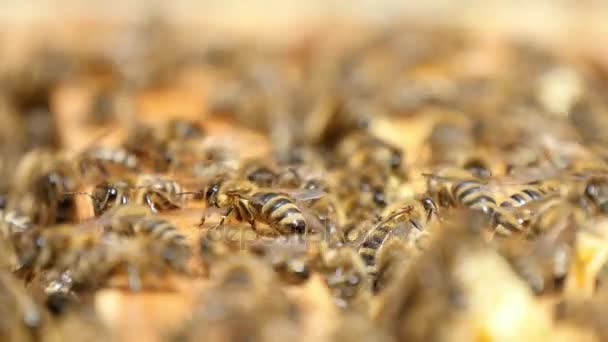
[[586, 183, 599, 198], [422, 197, 436, 211], [205, 183, 220, 200]]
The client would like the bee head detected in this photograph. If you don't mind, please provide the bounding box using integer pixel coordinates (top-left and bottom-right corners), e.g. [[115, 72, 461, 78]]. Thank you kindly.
[[204, 181, 222, 207]]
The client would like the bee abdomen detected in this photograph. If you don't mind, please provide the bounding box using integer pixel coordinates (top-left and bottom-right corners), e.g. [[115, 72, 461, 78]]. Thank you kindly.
[[255, 193, 306, 233], [500, 188, 544, 208], [135, 219, 188, 247], [453, 180, 497, 215], [358, 225, 391, 267], [273, 205, 306, 234], [141, 191, 180, 211], [361, 225, 391, 250]]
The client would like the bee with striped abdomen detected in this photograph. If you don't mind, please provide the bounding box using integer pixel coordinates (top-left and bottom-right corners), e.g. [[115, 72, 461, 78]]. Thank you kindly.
[[13, 224, 116, 290], [500, 187, 548, 208], [425, 167, 523, 234], [373, 238, 415, 293], [103, 205, 189, 254], [134, 175, 185, 212], [310, 243, 371, 310], [99, 205, 191, 289], [91, 175, 185, 215], [200, 179, 323, 235], [357, 197, 436, 277], [13, 149, 78, 225]]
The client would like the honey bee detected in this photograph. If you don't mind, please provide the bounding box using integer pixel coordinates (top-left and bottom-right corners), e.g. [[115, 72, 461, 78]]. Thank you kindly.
[[14, 224, 115, 290], [310, 244, 371, 309], [331, 169, 388, 229], [13, 149, 78, 224], [19, 207, 191, 291], [426, 168, 523, 233], [200, 178, 323, 235], [90, 178, 130, 214], [0, 271, 43, 341], [499, 185, 553, 209], [518, 195, 586, 237], [91, 175, 185, 214], [102, 206, 190, 265], [115, 232, 191, 291], [373, 238, 413, 293], [357, 197, 436, 276]]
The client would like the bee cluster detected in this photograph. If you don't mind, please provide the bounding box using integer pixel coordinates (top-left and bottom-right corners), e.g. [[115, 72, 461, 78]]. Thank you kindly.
[[2, 20, 608, 341]]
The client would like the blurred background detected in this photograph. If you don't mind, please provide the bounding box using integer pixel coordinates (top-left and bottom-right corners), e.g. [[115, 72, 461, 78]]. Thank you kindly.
[[2, 1, 608, 42], [2, 0, 608, 75]]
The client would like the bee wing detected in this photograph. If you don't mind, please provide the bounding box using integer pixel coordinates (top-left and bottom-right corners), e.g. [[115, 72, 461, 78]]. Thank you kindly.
[[299, 205, 326, 236], [73, 214, 109, 231], [421, 172, 499, 193], [244, 188, 326, 206], [284, 188, 327, 202]]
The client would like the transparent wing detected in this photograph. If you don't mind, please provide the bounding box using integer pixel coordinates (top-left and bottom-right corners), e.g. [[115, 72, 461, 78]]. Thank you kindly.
[[284, 188, 327, 202]]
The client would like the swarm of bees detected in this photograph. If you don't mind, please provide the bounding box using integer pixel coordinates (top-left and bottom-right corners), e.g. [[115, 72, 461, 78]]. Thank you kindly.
[[3, 17, 608, 341]]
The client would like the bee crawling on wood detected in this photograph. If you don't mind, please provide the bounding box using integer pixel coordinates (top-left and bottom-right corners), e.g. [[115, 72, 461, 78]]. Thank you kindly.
[[194, 178, 325, 236], [90, 175, 186, 215]]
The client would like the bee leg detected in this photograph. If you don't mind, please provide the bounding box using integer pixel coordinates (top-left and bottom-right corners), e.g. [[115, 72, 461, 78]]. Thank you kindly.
[[145, 194, 158, 213], [212, 207, 234, 231], [197, 213, 210, 228]]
